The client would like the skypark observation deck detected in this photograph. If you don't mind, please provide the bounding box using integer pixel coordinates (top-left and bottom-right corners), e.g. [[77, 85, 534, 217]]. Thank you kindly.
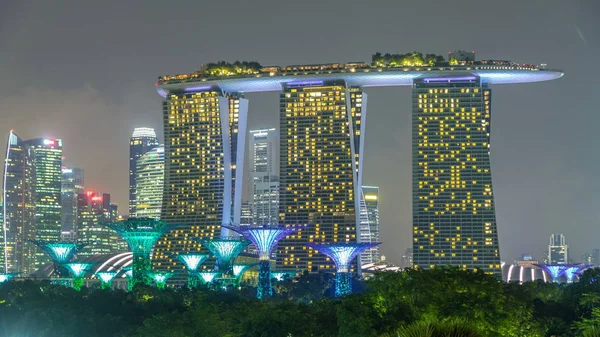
[[156, 65, 563, 95]]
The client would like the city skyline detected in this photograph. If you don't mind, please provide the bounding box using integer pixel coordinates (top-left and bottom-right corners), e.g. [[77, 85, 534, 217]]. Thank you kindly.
[[0, 0, 597, 265]]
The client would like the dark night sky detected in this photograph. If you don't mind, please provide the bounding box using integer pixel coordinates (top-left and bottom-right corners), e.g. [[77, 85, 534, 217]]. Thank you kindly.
[[1, 0, 598, 264]]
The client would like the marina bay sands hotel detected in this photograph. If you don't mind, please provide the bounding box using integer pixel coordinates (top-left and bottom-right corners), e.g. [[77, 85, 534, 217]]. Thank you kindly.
[[152, 51, 563, 276]]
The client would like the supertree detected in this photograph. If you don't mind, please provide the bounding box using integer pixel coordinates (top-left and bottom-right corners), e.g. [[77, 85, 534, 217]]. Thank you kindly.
[[197, 237, 249, 274], [103, 218, 179, 287], [232, 263, 257, 287], [0, 273, 19, 284], [198, 271, 220, 285], [271, 270, 299, 281], [224, 224, 306, 299], [307, 242, 381, 297], [63, 262, 93, 291], [29, 240, 88, 277], [535, 264, 565, 282], [96, 271, 118, 290], [176, 253, 210, 288], [564, 264, 591, 283], [146, 271, 174, 289], [121, 266, 134, 291]]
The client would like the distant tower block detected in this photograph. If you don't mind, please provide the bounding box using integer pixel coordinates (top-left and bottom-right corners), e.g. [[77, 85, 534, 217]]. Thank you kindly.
[[198, 237, 250, 275], [129, 127, 159, 215], [176, 253, 210, 288], [103, 218, 179, 287], [30, 240, 88, 277], [226, 224, 305, 299], [307, 242, 380, 297]]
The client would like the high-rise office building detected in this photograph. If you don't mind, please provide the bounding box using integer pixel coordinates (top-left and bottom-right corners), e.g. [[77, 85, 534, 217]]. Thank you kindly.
[[154, 89, 248, 271], [77, 191, 125, 257], [135, 145, 164, 219], [412, 76, 501, 275], [240, 201, 254, 225], [548, 233, 568, 264], [359, 186, 381, 265], [249, 128, 279, 225], [61, 167, 84, 239], [25, 138, 63, 270], [2, 131, 36, 274], [129, 127, 159, 215], [402, 248, 414, 268], [277, 81, 366, 272]]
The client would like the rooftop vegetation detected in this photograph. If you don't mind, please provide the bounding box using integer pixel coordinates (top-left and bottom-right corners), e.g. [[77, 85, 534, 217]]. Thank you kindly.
[[204, 61, 262, 76], [372, 51, 446, 67]]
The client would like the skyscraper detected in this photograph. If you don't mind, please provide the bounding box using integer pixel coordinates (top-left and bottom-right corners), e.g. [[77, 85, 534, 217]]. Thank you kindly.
[[277, 81, 366, 272], [2, 131, 36, 274], [129, 128, 159, 215], [249, 128, 279, 225], [77, 191, 125, 257], [154, 89, 248, 271], [135, 145, 164, 219], [61, 167, 84, 239], [548, 233, 568, 264], [25, 138, 63, 270], [412, 76, 501, 275], [359, 186, 381, 265]]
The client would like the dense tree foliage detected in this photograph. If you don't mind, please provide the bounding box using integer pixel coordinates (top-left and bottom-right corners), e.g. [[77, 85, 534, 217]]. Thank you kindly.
[[1, 268, 599, 336], [372, 52, 446, 67]]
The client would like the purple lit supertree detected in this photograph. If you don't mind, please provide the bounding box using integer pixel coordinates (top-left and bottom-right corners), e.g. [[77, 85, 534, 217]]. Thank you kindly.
[[307, 242, 380, 297], [224, 224, 306, 299], [535, 264, 591, 283]]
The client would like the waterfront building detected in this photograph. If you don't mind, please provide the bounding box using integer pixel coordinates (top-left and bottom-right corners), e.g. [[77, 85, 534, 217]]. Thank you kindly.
[[129, 128, 159, 215], [2, 131, 35, 274], [135, 145, 164, 219], [25, 138, 63, 271], [77, 191, 125, 257], [153, 89, 248, 272], [277, 81, 366, 272], [61, 167, 84, 239], [548, 233, 568, 264], [359, 186, 381, 265], [249, 129, 279, 225]]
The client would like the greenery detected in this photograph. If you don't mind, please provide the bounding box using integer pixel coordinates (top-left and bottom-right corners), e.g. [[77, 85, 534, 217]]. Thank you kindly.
[[372, 52, 446, 67], [204, 61, 262, 76], [1, 268, 599, 337]]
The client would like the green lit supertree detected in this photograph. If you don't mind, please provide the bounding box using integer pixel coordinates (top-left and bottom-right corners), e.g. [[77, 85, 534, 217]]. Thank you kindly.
[[102, 218, 179, 287], [197, 237, 250, 275], [176, 253, 210, 288], [0, 273, 19, 284], [63, 262, 94, 291], [96, 271, 118, 290], [29, 240, 88, 277], [121, 266, 134, 291], [197, 271, 220, 287], [146, 271, 175, 289], [271, 270, 299, 282]]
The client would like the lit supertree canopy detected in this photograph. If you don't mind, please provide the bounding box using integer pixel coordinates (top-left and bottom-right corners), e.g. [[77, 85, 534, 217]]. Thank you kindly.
[[103, 218, 179, 286], [564, 265, 590, 282], [232, 263, 257, 278], [198, 271, 220, 284], [307, 242, 381, 273], [271, 270, 299, 281], [535, 264, 590, 283], [0, 273, 19, 283], [176, 253, 210, 272], [146, 271, 174, 289], [198, 237, 250, 273], [224, 225, 306, 260], [96, 271, 118, 289], [29, 240, 88, 264], [64, 262, 93, 278]]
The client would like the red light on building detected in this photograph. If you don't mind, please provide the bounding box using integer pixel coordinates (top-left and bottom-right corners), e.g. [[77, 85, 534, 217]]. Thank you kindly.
[[86, 191, 94, 197], [91, 196, 103, 201]]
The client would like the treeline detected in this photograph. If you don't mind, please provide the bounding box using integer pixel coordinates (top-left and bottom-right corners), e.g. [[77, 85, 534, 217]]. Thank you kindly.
[[1, 268, 599, 337], [372, 52, 446, 67], [204, 61, 262, 76]]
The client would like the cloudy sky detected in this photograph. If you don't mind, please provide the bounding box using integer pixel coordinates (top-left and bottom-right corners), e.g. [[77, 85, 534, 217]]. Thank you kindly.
[[1, 0, 598, 264]]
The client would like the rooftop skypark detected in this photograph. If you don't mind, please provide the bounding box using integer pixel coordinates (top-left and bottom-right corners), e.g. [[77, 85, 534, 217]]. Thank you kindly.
[[102, 218, 179, 287]]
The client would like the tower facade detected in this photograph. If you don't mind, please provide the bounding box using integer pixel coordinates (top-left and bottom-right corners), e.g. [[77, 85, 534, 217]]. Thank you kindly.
[[277, 81, 367, 272], [412, 76, 501, 275], [77, 191, 125, 257], [548, 233, 567, 264], [135, 145, 164, 219], [61, 167, 84, 240], [25, 138, 63, 271], [2, 131, 36, 274], [359, 186, 381, 264], [129, 128, 159, 215], [249, 128, 279, 225], [154, 88, 248, 271]]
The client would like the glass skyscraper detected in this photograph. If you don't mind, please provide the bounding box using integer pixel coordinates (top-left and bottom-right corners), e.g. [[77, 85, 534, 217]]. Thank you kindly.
[[277, 81, 366, 272], [135, 145, 164, 219], [61, 167, 84, 239], [2, 131, 36, 274], [25, 138, 63, 271], [548, 233, 568, 264], [77, 191, 126, 257], [129, 127, 159, 215], [359, 186, 381, 265], [249, 128, 279, 225], [412, 76, 501, 275], [154, 89, 248, 272]]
